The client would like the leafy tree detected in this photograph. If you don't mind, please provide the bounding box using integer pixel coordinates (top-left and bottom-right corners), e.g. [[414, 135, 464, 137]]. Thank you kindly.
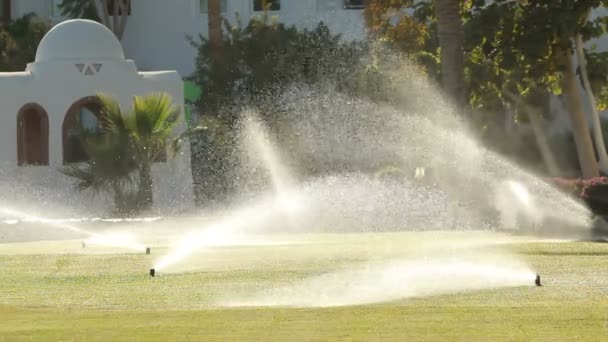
[[61, 93, 181, 215], [57, 0, 131, 40], [467, 0, 608, 178], [0, 14, 50, 71], [365, 0, 608, 178], [189, 15, 366, 119], [56, 0, 100, 21], [188, 16, 370, 203]]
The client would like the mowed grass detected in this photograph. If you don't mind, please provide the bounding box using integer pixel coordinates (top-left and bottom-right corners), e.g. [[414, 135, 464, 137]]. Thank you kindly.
[[0, 231, 607, 341]]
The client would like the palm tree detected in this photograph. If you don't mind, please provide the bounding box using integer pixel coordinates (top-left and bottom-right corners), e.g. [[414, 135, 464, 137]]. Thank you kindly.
[[434, 0, 465, 108], [60, 129, 139, 215], [126, 93, 180, 209], [61, 92, 181, 215]]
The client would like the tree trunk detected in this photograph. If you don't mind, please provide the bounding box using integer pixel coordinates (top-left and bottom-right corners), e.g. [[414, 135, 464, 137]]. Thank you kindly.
[[575, 34, 608, 174], [115, 0, 129, 40], [93, 0, 128, 40], [94, 0, 110, 27], [111, 181, 127, 215], [434, 0, 466, 108], [562, 50, 600, 178], [207, 0, 223, 61], [138, 162, 154, 211]]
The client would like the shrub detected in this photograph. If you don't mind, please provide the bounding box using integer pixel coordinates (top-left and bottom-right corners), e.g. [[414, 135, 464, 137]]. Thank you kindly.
[[0, 14, 50, 71]]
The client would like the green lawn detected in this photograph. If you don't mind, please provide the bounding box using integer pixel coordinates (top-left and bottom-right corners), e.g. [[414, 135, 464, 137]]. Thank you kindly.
[[0, 231, 607, 341]]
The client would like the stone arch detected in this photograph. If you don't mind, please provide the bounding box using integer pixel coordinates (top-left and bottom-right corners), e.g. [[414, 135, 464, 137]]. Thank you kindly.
[[62, 96, 105, 164], [17, 103, 49, 166]]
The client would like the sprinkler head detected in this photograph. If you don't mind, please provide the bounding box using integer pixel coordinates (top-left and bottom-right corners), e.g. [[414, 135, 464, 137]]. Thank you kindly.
[[146, 247, 151, 255], [149, 268, 155, 277], [81, 241, 86, 248], [535, 274, 542, 286]]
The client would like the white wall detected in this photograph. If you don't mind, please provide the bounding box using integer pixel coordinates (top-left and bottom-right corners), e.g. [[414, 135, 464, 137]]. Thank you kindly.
[[28, 0, 368, 76], [0, 57, 194, 215]]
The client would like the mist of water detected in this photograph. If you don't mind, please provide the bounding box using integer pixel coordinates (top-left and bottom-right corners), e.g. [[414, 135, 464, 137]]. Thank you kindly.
[[222, 251, 536, 308], [239, 110, 296, 195], [0, 205, 147, 252], [153, 189, 308, 272], [153, 75, 594, 275]]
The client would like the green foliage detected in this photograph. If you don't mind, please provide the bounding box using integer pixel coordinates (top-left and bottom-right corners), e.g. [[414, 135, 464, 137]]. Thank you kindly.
[[188, 14, 367, 120], [188, 15, 381, 203], [60, 93, 181, 216], [0, 14, 50, 71], [57, 0, 101, 21]]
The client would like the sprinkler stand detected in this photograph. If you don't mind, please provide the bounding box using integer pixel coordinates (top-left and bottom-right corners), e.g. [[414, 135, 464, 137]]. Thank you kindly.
[[149, 268, 155, 277], [146, 247, 151, 255], [535, 274, 542, 286]]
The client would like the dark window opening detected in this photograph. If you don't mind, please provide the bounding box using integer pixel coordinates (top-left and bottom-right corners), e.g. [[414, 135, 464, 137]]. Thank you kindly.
[[17, 104, 49, 166], [0, 0, 11, 22], [253, 0, 280, 11], [106, 0, 131, 16], [344, 0, 365, 10], [63, 98, 104, 164]]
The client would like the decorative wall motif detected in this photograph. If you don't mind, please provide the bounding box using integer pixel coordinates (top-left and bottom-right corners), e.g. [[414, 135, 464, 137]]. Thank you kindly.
[[74, 63, 103, 76]]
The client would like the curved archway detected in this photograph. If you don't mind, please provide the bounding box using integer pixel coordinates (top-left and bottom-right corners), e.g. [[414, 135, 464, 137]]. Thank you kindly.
[[62, 96, 105, 164], [17, 103, 49, 166]]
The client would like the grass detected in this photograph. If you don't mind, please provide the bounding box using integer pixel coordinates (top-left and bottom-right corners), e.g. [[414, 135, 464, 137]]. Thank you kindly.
[[1, 231, 607, 341]]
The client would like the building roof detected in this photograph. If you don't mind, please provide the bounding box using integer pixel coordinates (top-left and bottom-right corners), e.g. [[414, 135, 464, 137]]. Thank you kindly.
[[35, 19, 125, 63]]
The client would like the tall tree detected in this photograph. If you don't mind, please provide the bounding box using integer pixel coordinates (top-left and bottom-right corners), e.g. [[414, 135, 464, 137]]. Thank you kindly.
[[435, 0, 466, 107], [58, 0, 131, 40], [207, 0, 223, 62]]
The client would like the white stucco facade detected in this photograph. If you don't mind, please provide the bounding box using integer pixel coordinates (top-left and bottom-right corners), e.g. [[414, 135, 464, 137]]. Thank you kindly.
[[9, 0, 367, 76], [0, 19, 193, 216]]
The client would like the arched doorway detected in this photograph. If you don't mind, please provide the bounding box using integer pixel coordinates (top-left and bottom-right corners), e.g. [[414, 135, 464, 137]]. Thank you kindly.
[[62, 96, 105, 164], [17, 103, 49, 166]]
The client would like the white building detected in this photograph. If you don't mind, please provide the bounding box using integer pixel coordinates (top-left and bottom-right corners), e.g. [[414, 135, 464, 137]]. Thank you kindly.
[[0, 19, 194, 216], [3, 0, 368, 76]]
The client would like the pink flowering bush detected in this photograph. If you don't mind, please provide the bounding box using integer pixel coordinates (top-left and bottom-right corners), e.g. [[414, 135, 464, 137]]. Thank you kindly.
[[550, 177, 608, 215]]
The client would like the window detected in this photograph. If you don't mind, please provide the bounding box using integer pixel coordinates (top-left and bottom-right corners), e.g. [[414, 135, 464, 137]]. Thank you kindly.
[[63, 98, 104, 164], [0, 0, 10, 22], [106, 0, 131, 16], [17, 104, 49, 166], [253, 0, 280, 12], [317, 0, 339, 11], [201, 0, 227, 13], [344, 0, 365, 10]]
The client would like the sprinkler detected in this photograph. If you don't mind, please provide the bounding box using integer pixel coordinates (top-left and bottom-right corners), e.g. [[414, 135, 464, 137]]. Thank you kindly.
[[81, 241, 86, 248], [149, 268, 155, 277], [146, 247, 151, 255], [535, 274, 542, 286]]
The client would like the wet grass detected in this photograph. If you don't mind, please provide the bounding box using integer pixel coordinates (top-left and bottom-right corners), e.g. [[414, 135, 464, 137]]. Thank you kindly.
[[0, 232, 607, 341]]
